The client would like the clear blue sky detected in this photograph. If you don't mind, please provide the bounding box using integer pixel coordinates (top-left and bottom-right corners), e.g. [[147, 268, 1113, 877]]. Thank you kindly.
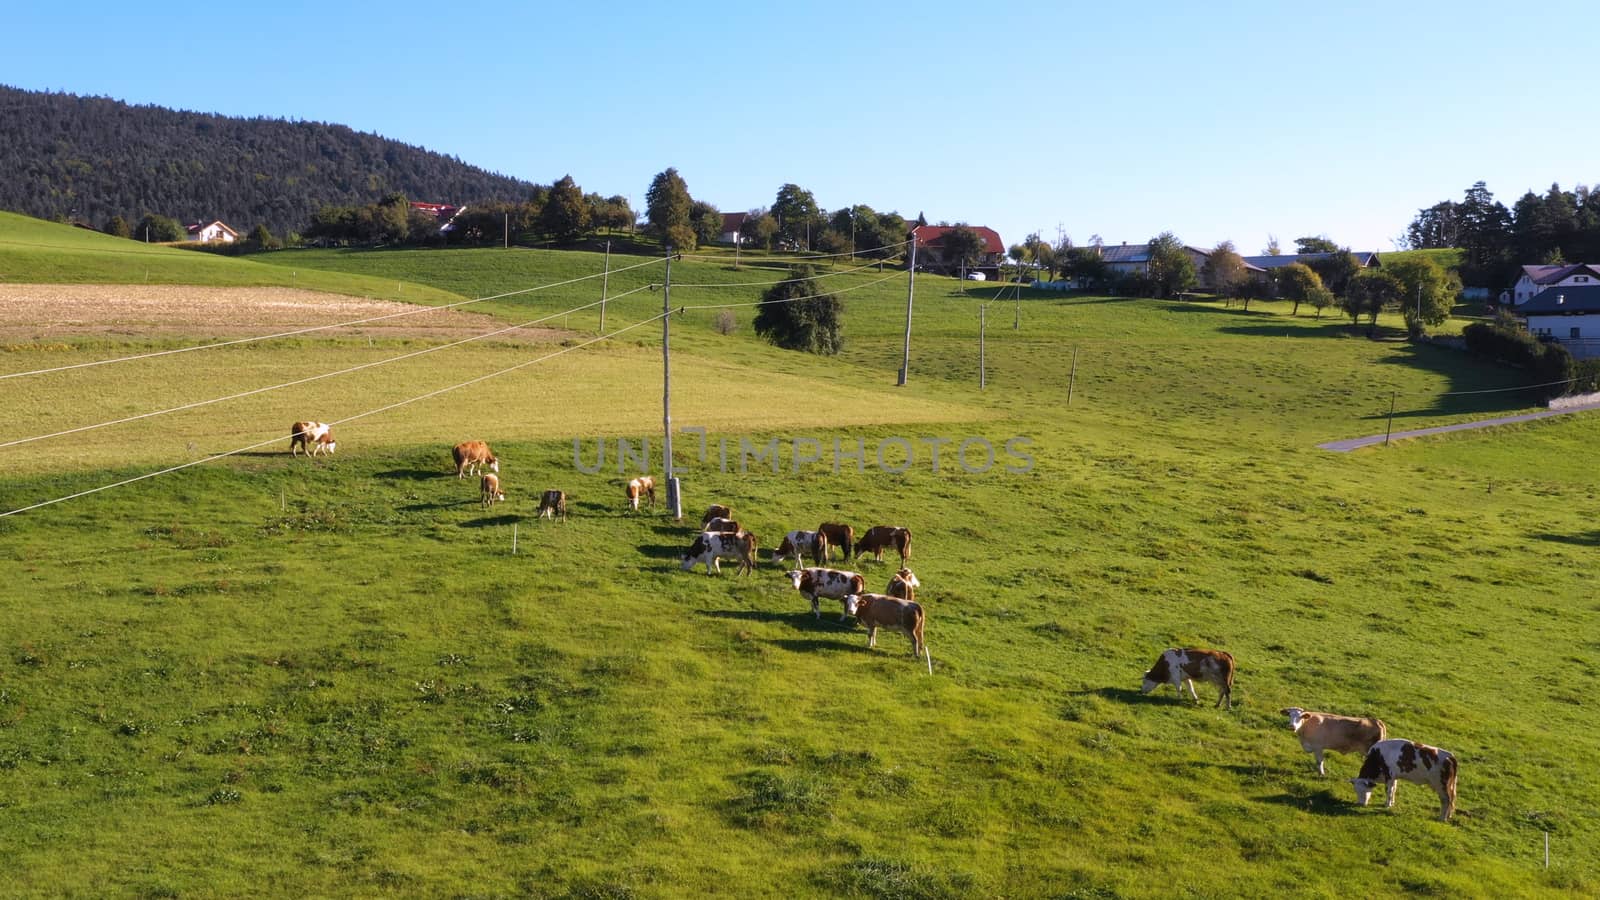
[[5, 1, 1591, 253]]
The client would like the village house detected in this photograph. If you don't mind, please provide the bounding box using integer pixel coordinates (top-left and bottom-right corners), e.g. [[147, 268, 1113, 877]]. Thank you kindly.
[[185, 220, 238, 243], [719, 211, 747, 245], [1501, 263, 1600, 307], [1518, 285, 1600, 359], [910, 225, 1005, 277], [410, 201, 465, 232]]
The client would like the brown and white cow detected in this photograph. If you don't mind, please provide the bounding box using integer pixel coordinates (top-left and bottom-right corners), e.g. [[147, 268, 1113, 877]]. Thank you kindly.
[[786, 568, 865, 620], [289, 421, 336, 457], [1350, 738, 1458, 821], [704, 517, 742, 534], [886, 568, 920, 602], [537, 490, 567, 521], [817, 523, 854, 562], [452, 440, 498, 478], [1282, 708, 1387, 776], [702, 504, 732, 525], [1140, 648, 1235, 709], [844, 593, 928, 666], [480, 473, 505, 508], [854, 526, 911, 564], [625, 476, 656, 513], [771, 530, 828, 568], [680, 530, 757, 575]]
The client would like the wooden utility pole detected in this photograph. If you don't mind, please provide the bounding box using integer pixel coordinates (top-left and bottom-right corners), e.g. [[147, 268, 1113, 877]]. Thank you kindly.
[[1384, 392, 1397, 445], [503, 212, 509, 249], [600, 240, 611, 332], [1014, 281, 1021, 330], [899, 238, 917, 385], [979, 304, 987, 390], [663, 248, 681, 519], [1067, 346, 1079, 405]]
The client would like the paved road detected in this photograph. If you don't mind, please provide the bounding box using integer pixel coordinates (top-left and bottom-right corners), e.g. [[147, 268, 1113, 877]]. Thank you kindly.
[[1318, 400, 1600, 451]]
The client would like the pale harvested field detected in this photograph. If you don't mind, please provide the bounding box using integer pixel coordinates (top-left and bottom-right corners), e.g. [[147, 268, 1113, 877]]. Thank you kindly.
[[0, 283, 562, 341]]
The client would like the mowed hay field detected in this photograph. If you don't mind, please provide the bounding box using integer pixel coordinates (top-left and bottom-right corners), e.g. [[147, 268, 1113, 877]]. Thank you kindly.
[[2, 218, 1599, 897]]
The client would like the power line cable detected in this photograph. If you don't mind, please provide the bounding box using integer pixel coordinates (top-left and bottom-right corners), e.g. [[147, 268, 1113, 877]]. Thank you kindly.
[[665, 259, 893, 288], [676, 274, 902, 310], [0, 256, 665, 381], [680, 236, 911, 264], [0, 285, 653, 451], [0, 310, 674, 520]]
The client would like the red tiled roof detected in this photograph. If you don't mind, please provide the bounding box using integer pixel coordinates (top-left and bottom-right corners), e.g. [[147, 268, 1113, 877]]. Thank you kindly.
[[912, 225, 1004, 255]]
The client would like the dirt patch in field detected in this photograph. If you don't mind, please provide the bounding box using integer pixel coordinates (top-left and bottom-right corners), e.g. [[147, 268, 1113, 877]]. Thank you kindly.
[[0, 284, 567, 342]]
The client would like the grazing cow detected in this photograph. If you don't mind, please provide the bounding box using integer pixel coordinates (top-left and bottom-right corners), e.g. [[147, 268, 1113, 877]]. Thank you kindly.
[[680, 530, 757, 575], [704, 517, 742, 534], [1282, 708, 1387, 776], [452, 440, 498, 478], [844, 593, 928, 664], [625, 476, 656, 512], [771, 530, 828, 568], [702, 504, 732, 525], [817, 523, 854, 562], [854, 526, 911, 564], [1140, 648, 1235, 709], [537, 490, 567, 521], [886, 568, 920, 602], [786, 567, 865, 620], [1350, 739, 1458, 821], [289, 421, 336, 457], [480, 473, 505, 508]]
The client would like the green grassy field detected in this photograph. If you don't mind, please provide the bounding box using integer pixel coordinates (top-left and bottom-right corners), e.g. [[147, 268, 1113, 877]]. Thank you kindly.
[[2, 219, 1596, 897]]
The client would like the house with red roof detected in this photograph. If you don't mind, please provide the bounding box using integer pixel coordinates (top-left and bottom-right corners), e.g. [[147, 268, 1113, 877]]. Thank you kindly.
[[719, 211, 748, 245], [911, 224, 1005, 276]]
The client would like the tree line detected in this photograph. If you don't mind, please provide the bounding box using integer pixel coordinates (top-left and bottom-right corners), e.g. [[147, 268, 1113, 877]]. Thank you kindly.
[[1404, 180, 1600, 287]]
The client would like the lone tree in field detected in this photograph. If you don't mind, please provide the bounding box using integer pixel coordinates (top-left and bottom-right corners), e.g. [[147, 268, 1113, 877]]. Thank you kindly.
[[941, 225, 988, 274], [1146, 231, 1196, 298], [1202, 240, 1248, 302], [646, 167, 693, 248], [752, 265, 843, 355], [1385, 255, 1459, 339], [540, 174, 590, 242], [1276, 262, 1325, 316], [1344, 269, 1402, 336]]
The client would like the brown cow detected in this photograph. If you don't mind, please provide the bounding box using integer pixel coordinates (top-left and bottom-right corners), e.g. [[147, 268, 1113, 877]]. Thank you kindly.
[[452, 441, 498, 478], [1140, 648, 1235, 709], [704, 517, 742, 534], [480, 473, 505, 508], [289, 421, 336, 457], [786, 568, 865, 620], [681, 530, 758, 575], [537, 490, 567, 521], [1350, 739, 1459, 821], [886, 568, 920, 602], [817, 523, 854, 562], [702, 504, 732, 525], [771, 530, 828, 568], [854, 526, 911, 564], [1282, 708, 1387, 776], [625, 476, 656, 513], [844, 593, 929, 668]]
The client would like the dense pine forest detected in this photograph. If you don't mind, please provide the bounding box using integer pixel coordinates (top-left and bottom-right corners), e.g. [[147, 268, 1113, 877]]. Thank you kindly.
[[0, 85, 540, 235]]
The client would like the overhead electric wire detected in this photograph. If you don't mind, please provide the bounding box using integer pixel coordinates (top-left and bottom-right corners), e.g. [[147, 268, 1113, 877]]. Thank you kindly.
[[0, 284, 654, 451], [675, 273, 902, 310], [665, 259, 896, 288], [0, 310, 674, 520], [0, 255, 665, 381], [680, 236, 912, 264]]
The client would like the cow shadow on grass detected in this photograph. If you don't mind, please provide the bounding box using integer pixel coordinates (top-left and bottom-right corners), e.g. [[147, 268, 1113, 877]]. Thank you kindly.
[[460, 514, 521, 528], [1257, 790, 1361, 817], [1534, 530, 1600, 546], [697, 609, 854, 632], [376, 468, 448, 481], [1077, 686, 1178, 705], [639, 543, 688, 561]]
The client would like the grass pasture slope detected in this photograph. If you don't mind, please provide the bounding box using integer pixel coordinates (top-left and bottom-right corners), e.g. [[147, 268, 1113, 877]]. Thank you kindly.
[[1, 217, 1597, 897]]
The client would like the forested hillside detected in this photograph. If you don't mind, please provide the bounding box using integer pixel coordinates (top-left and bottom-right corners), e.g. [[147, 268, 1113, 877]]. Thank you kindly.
[[0, 85, 539, 235]]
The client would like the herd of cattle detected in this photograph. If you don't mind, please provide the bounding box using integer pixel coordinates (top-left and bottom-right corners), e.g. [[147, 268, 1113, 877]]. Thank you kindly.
[[287, 429, 1460, 821]]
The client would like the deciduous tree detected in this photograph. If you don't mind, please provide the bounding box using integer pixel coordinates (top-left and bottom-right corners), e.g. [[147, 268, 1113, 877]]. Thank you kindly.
[[1295, 235, 1340, 254], [540, 175, 590, 241], [1275, 262, 1325, 316], [1146, 232, 1196, 298], [646, 167, 692, 239], [772, 184, 821, 249], [1202, 240, 1247, 301], [1386, 256, 1459, 339], [752, 265, 843, 354]]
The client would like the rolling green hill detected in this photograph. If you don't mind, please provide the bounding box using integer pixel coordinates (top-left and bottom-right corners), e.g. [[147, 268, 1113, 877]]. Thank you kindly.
[[0, 235, 1595, 897]]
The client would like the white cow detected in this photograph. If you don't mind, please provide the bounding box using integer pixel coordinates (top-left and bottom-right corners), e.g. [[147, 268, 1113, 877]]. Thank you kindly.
[[1350, 738, 1458, 821]]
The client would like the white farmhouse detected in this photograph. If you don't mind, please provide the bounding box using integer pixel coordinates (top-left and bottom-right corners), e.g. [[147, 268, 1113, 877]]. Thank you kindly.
[[186, 220, 239, 243], [1519, 285, 1600, 359], [1505, 264, 1600, 307]]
